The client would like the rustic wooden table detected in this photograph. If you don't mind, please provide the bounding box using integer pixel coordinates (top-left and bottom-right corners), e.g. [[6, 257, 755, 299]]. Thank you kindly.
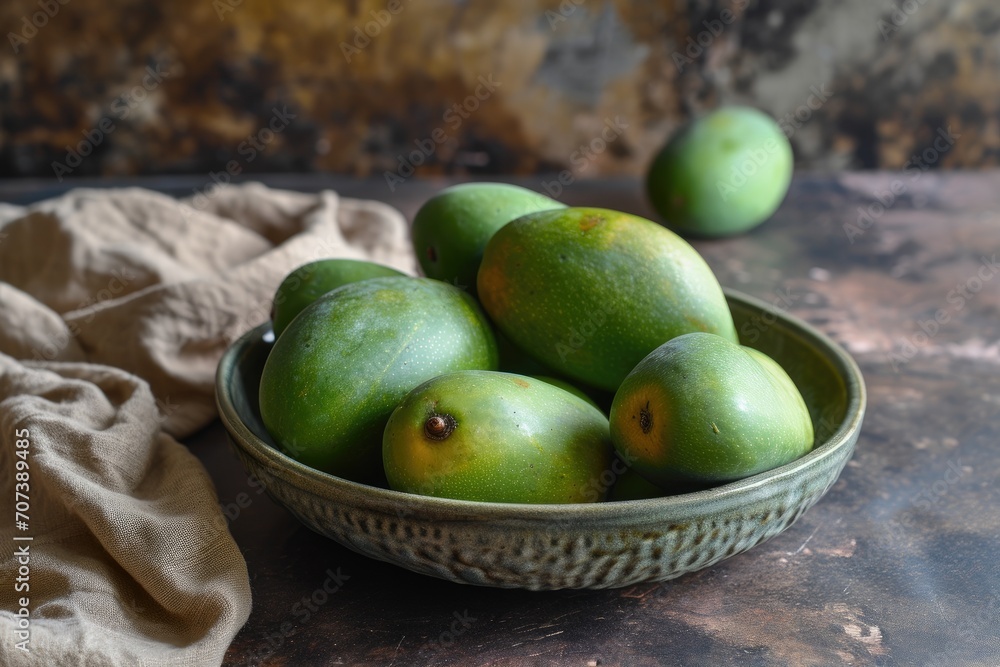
[[5, 173, 998, 666]]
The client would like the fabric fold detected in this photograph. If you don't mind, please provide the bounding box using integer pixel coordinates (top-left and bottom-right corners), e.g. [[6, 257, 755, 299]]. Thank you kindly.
[[0, 182, 417, 665], [0, 183, 416, 437], [0, 354, 251, 666]]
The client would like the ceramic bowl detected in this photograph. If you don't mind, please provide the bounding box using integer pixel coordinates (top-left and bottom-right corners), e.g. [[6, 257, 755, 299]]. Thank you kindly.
[[215, 289, 865, 590]]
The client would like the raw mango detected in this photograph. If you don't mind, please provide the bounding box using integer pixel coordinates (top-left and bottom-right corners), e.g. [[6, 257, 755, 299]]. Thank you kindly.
[[610, 332, 814, 485], [647, 106, 792, 237], [477, 207, 737, 392], [412, 183, 564, 296], [259, 277, 497, 483], [271, 259, 404, 337], [383, 370, 613, 503]]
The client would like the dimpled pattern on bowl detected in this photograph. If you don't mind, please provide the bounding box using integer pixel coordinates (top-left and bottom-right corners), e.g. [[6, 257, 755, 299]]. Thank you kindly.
[[216, 289, 865, 590]]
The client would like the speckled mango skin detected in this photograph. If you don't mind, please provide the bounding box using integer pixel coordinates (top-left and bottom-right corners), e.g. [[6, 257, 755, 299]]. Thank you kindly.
[[530, 375, 599, 410], [259, 277, 498, 483], [646, 106, 792, 237], [271, 259, 404, 337], [610, 332, 814, 485], [477, 207, 738, 392], [383, 371, 613, 504], [412, 183, 564, 297]]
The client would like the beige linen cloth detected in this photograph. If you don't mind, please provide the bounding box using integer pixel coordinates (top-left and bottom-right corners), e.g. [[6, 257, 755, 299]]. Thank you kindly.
[[0, 183, 416, 665]]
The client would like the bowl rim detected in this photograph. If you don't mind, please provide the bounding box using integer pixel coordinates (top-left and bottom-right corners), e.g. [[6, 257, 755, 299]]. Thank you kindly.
[[215, 287, 866, 521]]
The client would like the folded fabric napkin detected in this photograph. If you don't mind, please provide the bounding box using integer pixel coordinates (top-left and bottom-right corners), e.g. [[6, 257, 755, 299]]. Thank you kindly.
[[0, 183, 416, 665]]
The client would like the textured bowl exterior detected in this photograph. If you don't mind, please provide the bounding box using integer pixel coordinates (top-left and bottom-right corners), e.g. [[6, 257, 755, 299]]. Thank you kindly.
[[216, 289, 866, 590]]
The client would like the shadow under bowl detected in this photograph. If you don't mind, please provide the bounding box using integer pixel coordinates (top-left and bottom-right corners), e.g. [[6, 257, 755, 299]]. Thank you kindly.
[[215, 288, 866, 590]]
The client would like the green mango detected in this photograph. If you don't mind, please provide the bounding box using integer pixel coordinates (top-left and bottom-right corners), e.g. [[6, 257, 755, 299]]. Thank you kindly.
[[530, 375, 600, 410], [609, 332, 814, 485], [647, 106, 792, 237], [383, 371, 614, 504], [259, 277, 498, 484], [477, 207, 737, 392], [411, 183, 564, 296], [271, 259, 404, 338]]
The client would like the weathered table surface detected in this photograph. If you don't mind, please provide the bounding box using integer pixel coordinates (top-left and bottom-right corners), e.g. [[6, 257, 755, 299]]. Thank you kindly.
[[5, 173, 999, 666]]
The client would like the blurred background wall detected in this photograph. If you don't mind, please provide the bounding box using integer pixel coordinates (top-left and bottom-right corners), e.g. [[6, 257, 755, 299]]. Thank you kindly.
[[0, 0, 995, 181]]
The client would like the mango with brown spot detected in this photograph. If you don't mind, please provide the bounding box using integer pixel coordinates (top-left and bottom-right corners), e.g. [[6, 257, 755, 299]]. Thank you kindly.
[[382, 370, 613, 503], [477, 207, 737, 392], [610, 332, 814, 485], [259, 277, 498, 484]]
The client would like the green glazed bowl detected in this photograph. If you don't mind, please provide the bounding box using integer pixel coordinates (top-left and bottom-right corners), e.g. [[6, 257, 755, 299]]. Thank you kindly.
[[215, 289, 865, 590]]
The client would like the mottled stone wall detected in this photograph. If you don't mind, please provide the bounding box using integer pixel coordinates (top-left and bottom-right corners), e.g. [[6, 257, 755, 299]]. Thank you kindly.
[[0, 0, 995, 180]]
